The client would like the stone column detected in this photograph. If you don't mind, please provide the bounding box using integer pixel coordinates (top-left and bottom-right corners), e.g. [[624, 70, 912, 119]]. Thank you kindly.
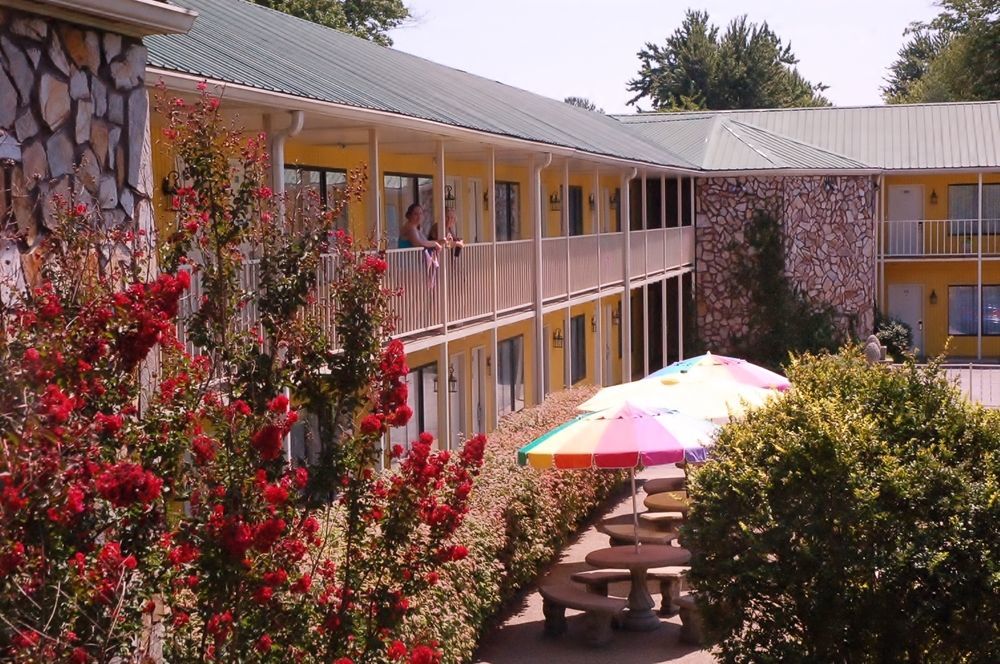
[[0, 7, 154, 286]]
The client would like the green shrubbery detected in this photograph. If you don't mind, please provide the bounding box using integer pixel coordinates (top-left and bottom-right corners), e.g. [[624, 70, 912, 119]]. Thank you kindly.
[[684, 350, 1000, 662], [400, 387, 624, 662], [875, 312, 914, 359]]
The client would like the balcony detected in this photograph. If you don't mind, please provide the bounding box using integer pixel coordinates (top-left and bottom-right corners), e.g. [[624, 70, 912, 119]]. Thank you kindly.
[[177, 226, 695, 348], [882, 219, 1000, 258]]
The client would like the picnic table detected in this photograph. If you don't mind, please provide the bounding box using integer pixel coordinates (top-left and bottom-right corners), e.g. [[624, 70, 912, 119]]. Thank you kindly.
[[584, 544, 691, 631], [644, 490, 690, 513]]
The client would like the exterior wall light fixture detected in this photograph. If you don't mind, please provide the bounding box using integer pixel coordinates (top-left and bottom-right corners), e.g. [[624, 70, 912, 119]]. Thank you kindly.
[[609, 190, 619, 210], [549, 190, 562, 212], [433, 366, 459, 393], [591, 315, 597, 332], [930, 189, 938, 205], [588, 193, 595, 211], [611, 307, 621, 326], [445, 184, 456, 210], [553, 327, 564, 348], [929, 289, 938, 305]]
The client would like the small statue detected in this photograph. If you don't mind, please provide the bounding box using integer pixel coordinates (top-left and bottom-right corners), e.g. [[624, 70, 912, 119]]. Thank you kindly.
[[864, 334, 883, 364]]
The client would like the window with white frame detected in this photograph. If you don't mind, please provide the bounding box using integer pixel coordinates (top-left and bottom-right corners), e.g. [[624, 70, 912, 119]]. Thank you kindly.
[[388, 362, 438, 449]]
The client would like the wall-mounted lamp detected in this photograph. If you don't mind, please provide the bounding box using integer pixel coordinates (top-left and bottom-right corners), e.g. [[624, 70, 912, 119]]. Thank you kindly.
[[611, 307, 621, 326], [929, 289, 938, 305], [552, 327, 564, 348], [609, 190, 620, 210], [823, 176, 836, 193], [486, 355, 492, 376], [930, 189, 939, 206], [549, 190, 562, 212], [433, 366, 459, 393], [588, 193, 595, 211], [591, 315, 597, 332], [445, 184, 456, 210], [482, 189, 490, 212], [162, 170, 181, 210]]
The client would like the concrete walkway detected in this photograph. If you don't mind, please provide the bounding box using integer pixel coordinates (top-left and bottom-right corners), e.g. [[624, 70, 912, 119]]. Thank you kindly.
[[473, 466, 715, 664]]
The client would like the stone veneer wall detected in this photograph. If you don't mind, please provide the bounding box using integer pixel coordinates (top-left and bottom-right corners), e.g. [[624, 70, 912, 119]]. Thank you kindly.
[[695, 175, 877, 353], [0, 6, 152, 283]]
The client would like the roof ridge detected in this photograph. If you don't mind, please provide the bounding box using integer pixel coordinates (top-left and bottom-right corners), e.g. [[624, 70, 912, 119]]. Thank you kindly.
[[724, 120, 871, 168], [614, 99, 1000, 121]]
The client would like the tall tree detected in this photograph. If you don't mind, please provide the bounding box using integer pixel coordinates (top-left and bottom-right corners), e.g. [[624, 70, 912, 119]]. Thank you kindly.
[[563, 96, 604, 113], [883, 0, 1000, 103], [250, 0, 409, 46], [627, 10, 829, 111]]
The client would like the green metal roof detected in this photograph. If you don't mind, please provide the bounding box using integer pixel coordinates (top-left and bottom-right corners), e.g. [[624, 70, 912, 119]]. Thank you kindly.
[[145, 0, 696, 169], [617, 102, 1000, 171]]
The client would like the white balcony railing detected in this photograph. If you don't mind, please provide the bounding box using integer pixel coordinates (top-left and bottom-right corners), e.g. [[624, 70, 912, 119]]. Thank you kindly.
[[883, 219, 1000, 257], [176, 227, 696, 350]]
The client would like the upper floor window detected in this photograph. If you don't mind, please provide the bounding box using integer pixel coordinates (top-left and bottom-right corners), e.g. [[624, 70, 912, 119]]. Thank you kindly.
[[284, 166, 348, 230], [495, 181, 520, 241], [949, 184, 1000, 234], [385, 173, 434, 248]]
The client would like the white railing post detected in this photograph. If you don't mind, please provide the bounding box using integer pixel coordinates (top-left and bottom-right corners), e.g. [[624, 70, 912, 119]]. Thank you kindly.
[[532, 154, 551, 404]]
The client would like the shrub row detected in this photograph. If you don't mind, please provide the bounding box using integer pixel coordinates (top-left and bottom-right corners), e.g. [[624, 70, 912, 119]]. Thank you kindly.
[[400, 386, 625, 662]]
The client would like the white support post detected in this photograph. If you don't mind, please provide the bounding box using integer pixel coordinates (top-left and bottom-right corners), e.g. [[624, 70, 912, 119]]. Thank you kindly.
[[435, 141, 449, 449], [689, 178, 696, 293], [368, 128, 382, 246], [978, 172, 984, 360], [678, 275, 685, 360], [532, 155, 551, 404], [676, 176, 683, 228], [488, 147, 497, 320], [641, 172, 649, 377], [489, 325, 499, 430], [563, 161, 571, 386], [594, 168, 603, 385], [661, 174, 668, 367], [622, 172, 634, 381]]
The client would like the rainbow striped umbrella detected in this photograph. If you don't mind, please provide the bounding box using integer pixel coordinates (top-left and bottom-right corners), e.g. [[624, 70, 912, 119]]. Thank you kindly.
[[517, 401, 718, 552], [650, 352, 790, 392], [517, 401, 718, 470]]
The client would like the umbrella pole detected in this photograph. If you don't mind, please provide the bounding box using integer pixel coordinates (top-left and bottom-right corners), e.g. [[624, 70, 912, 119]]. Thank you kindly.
[[631, 468, 640, 554]]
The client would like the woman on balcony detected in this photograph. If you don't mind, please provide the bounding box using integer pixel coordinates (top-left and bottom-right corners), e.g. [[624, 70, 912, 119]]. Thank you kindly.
[[429, 207, 464, 257], [399, 204, 441, 252]]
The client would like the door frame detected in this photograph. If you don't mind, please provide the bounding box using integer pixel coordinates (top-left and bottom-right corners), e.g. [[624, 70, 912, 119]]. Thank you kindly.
[[888, 283, 924, 354], [887, 184, 925, 256]]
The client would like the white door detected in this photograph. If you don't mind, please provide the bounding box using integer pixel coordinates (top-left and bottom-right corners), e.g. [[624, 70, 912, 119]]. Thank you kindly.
[[888, 284, 923, 353], [471, 346, 486, 433], [449, 353, 466, 450], [888, 186, 924, 256]]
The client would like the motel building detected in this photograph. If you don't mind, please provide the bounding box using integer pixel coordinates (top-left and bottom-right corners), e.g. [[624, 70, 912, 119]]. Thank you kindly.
[[2, 0, 999, 454]]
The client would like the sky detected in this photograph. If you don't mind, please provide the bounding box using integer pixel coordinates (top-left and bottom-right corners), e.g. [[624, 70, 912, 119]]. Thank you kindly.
[[389, 0, 941, 114]]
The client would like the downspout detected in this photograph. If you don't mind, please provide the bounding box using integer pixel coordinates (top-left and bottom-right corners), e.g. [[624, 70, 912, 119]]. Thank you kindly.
[[269, 110, 306, 215], [622, 167, 637, 382], [533, 153, 553, 405], [266, 110, 304, 463]]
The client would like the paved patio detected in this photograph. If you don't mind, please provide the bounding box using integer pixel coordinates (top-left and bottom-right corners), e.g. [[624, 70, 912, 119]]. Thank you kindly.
[[473, 465, 714, 664]]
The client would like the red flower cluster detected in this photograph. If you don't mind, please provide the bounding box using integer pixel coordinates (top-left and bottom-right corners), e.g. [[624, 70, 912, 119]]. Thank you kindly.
[[96, 462, 163, 508]]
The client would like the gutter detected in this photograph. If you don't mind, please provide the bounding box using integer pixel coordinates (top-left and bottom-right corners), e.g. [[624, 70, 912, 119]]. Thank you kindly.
[[269, 110, 305, 200], [148, 68, 703, 176], [3, 0, 198, 36]]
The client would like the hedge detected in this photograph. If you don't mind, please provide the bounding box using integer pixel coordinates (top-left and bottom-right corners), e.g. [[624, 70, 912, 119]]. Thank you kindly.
[[400, 385, 625, 662]]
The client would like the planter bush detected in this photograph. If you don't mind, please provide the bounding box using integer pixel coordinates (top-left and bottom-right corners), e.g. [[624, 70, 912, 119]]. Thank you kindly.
[[875, 313, 913, 359], [684, 350, 1000, 663], [400, 386, 625, 662]]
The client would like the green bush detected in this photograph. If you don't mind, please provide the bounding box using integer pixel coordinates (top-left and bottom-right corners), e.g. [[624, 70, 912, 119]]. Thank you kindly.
[[875, 313, 913, 359], [399, 386, 624, 662], [684, 350, 1000, 663]]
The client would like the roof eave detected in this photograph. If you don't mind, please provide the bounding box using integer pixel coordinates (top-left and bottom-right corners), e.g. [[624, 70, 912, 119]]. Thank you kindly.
[[149, 68, 702, 175], [4, 0, 198, 36], [701, 168, 881, 177]]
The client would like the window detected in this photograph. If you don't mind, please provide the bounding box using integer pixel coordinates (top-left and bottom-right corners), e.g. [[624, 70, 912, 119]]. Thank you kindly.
[[570, 314, 586, 384], [568, 185, 584, 236], [495, 181, 520, 241], [947, 285, 1000, 336], [385, 173, 434, 248], [949, 184, 1000, 234], [389, 362, 438, 449], [497, 335, 525, 417], [284, 166, 348, 229]]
